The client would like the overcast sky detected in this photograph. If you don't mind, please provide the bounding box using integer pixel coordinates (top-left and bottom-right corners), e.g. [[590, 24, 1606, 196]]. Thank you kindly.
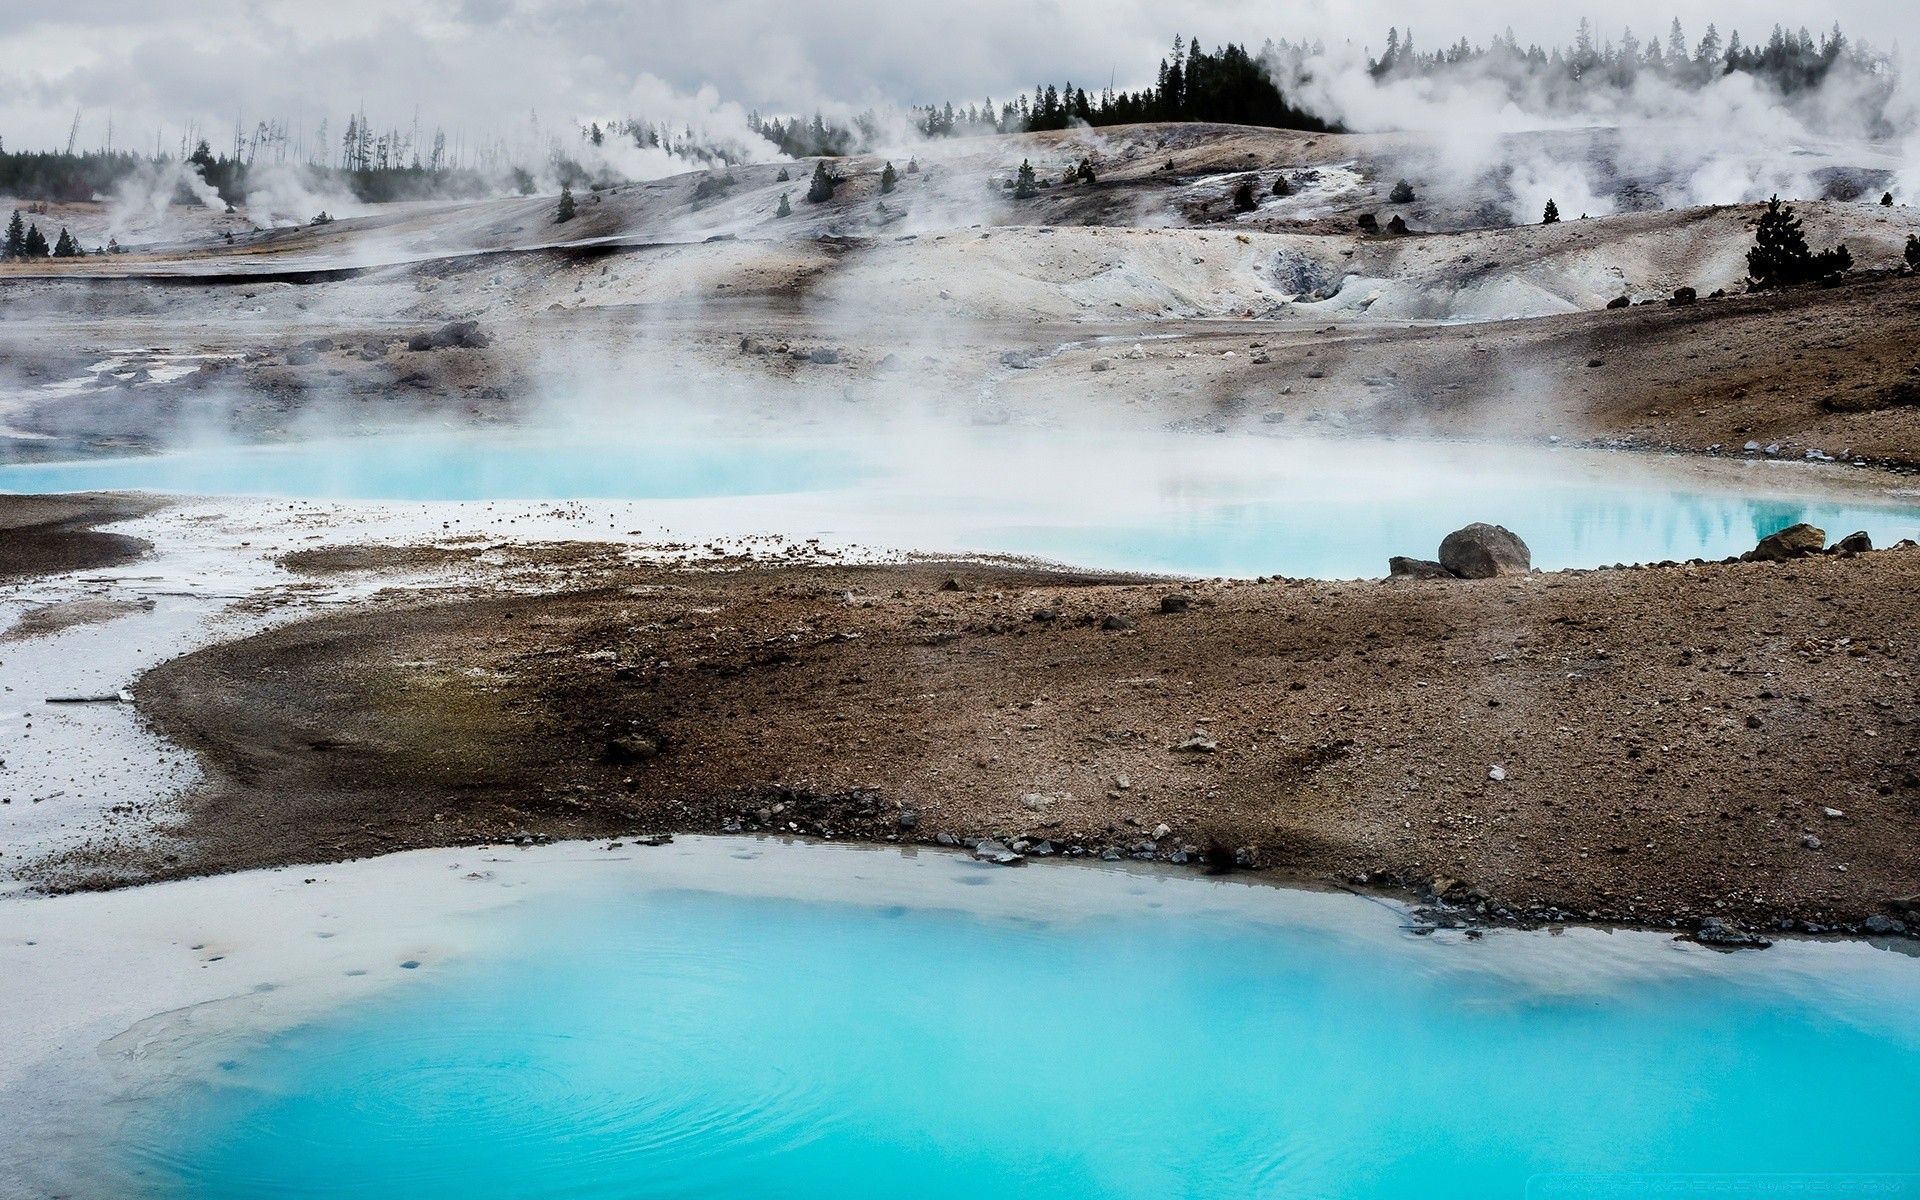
[[0, 0, 1907, 153]]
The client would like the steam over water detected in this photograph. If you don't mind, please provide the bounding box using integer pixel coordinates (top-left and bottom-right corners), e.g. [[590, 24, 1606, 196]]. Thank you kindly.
[[104, 842, 1920, 1200], [3, 429, 1915, 577]]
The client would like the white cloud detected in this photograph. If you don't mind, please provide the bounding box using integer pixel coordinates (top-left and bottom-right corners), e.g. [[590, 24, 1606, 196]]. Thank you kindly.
[[0, 1, 1909, 153]]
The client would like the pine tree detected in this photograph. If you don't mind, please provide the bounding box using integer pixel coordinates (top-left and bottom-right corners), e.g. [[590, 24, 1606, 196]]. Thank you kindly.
[[3, 210, 24, 259], [1882, 192, 1895, 207], [52, 228, 78, 258], [555, 184, 576, 223], [775, 166, 790, 182], [806, 160, 837, 203], [23, 224, 48, 257], [1077, 157, 1096, 184], [880, 161, 898, 194], [1389, 179, 1416, 203], [1747, 195, 1850, 287], [1906, 234, 1920, 270], [1542, 199, 1561, 224], [776, 191, 792, 218], [1012, 159, 1039, 199]]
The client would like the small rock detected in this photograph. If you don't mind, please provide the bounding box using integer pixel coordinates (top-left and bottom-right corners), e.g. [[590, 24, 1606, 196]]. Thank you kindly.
[[1488, 765, 1507, 782], [1438, 523, 1531, 579], [1152, 823, 1171, 840], [808, 348, 841, 365], [1114, 773, 1131, 790], [897, 810, 919, 829], [1000, 350, 1036, 369], [1863, 915, 1906, 935], [1020, 792, 1051, 811], [1801, 834, 1823, 850], [1822, 807, 1844, 819], [1090, 360, 1110, 373], [1752, 523, 1826, 562], [1102, 613, 1136, 631], [1174, 732, 1218, 754], [972, 839, 1024, 865], [1388, 556, 1454, 580], [604, 734, 660, 763], [935, 832, 960, 846], [1830, 531, 1871, 555], [1694, 918, 1772, 949], [1031, 607, 1059, 623], [1160, 594, 1191, 614]]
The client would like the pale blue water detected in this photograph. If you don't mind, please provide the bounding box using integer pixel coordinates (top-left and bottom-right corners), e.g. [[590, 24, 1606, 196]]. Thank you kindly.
[[3, 429, 1917, 577], [111, 853, 1920, 1200]]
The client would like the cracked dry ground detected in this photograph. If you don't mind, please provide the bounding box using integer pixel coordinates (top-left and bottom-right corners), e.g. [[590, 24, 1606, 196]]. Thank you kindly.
[[104, 551, 1920, 934]]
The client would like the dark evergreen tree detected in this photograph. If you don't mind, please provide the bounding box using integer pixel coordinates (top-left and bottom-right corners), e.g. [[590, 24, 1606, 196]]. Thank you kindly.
[[1271, 175, 1292, 197], [1542, 198, 1561, 224], [22, 223, 48, 257], [880, 161, 898, 194], [1389, 179, 1417, 203], [1906, 234, 1920, 269], [3, 209, 24, 259], [1012, 159, 1038, 199], [1232, 180, 1258, 211], [1746, 195, 1850, 287], [52, 227, 78, 257], [1076, 157, 1096, 184], [775, 166, 790, 182], [1882, 192, 1894, 206], [806, 160, 837, 203], [555, 184, 576, 223], [906, 158, 920, 174], [776, 191, 792, 218]]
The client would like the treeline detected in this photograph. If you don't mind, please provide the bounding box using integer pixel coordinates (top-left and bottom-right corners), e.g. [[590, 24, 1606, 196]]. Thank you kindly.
[[182, 141, 501, 205], [909, 37, 1331, 140], [0, 146, 150, 204], [1359, 19, 1887, 110]]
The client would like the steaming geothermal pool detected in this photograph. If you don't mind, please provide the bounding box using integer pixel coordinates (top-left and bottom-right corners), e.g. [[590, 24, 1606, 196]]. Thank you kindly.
[[15, 839, 1917, 1199], [4, 429, 1918, 576]]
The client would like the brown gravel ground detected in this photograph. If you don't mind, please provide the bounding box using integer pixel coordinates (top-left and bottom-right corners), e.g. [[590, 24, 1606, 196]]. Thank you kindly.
[[79, 549, 1920, 939], [0, 492, 163, 579]]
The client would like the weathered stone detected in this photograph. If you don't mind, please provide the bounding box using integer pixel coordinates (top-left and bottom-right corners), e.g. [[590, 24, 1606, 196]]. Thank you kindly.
[[1438, 524, 1531, 579], [1388, 556, 1455, 580], [1694, 918, 1772, 949], [1831, 530, 1872, 555], [604, 734, 660, 763], [1102, 613, 1136, 631], [972, 839, 1024, 865], [1160, 594, 1191, 614], [1752, 523, 1826, 562]]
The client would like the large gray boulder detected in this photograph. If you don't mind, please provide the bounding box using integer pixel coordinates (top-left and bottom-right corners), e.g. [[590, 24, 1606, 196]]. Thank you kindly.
[[1438, 524, 1531, 579], [1750, 523, 1826, 562]]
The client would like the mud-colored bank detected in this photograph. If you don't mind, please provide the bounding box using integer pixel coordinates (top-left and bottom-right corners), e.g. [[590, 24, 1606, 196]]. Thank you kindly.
[[0, 493, 164, 580], [26, 540, 1904, 941]]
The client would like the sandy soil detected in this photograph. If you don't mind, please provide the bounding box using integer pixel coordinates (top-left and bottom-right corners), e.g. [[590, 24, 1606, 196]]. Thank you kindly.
[[0, 492, 164, 578], [36, 537, 1898, 939]]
